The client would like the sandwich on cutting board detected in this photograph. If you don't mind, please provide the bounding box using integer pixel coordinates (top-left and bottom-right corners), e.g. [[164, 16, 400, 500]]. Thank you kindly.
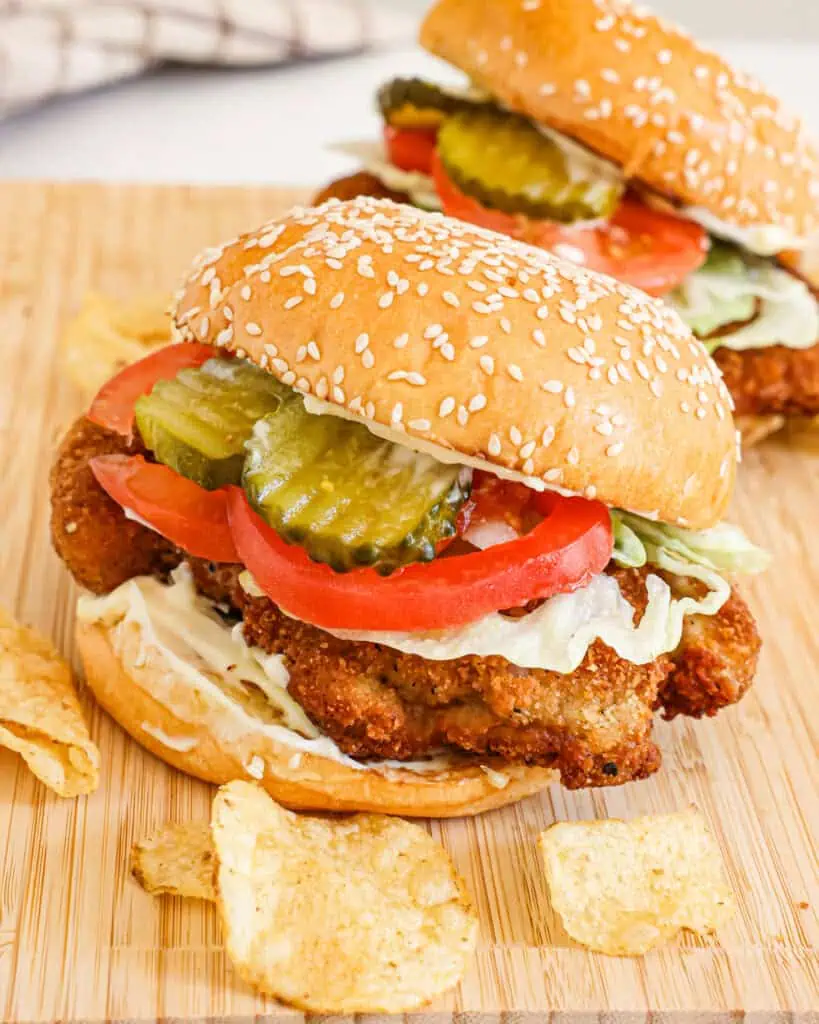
[[318, 0, 819, 445], [51, 197, 767, 817]]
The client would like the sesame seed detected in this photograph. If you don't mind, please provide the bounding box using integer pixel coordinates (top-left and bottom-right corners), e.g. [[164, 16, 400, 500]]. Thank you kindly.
[[425, 324, 444, 340], [409, 418, 431, 431], [391, 403, 403, 425], [567, 447, 580, 466], [500, 317, 512, 335], [216, 327, 233, 346], [284, 296, 303, 310], [469, 394, 487, 412], [510, 426, 523, 446], [543, 379, 563, 394], [564, 386, 576, 408], [520, 440, 536, 459], [469, 336, 489, 348], [488, 434, 502, 456], [439, 396, 456, 418], [198, 316, 210, 338], [545, 468, 563, 483], [417, 283, 429, 297], [479, 355, 495, 375], [507, 363, 524, 382], [532, 329, 547, 347], [542, 425, 556, 446], [457, 406, 469, 426], [355, 333, 369, 353], [307, 341, 321, 360], [362, 350, 375, 370], [394, 333, 409, 349], [650, 379, 663, 398]]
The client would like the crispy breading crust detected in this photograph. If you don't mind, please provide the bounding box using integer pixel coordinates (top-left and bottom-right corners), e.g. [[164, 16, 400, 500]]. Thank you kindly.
[[49, 418, 179, 593], [312, 172, 408, 208], [50, 417, 760, 789], [714, 343, 819, 418]]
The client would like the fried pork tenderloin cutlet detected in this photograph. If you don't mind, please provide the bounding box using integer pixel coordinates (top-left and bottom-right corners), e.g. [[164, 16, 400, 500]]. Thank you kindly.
[[51, 415, 761, 789]]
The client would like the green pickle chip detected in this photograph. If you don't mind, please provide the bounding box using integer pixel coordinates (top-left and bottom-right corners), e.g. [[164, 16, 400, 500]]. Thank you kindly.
[[135, 357, 289, 490], [243, 402, 471, 575], [437, 108, 623, 222]]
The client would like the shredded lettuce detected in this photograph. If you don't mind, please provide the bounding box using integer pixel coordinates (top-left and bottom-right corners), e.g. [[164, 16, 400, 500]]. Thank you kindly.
[[611, 510, 770, 575], [670, 241, 818, 352], [321, 515, 767, 673], [321, 567, 728, 673]]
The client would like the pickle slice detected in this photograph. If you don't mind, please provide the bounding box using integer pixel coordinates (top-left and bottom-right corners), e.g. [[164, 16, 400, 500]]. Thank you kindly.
[[437, 109, 623, 222], [243, 405, 471, 575], [377, 77, 486, 129], [135, 357, 289, 489]]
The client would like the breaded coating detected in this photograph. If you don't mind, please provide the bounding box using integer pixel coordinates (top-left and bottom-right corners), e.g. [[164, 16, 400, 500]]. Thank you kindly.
[[659, 574, 759, 718], [50, 419, 760, 789], [714, 342, 819, 417], [49, 417, 179, 594], [312, 172, 409, 207]]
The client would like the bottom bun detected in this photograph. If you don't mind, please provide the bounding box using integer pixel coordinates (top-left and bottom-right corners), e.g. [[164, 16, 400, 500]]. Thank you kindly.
[[77, 622, 557, 818]]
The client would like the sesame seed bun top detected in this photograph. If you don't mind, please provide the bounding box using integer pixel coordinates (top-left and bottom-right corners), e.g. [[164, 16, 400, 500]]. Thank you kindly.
[[420, 0, 819, 244], [174, 197, 737, 529]]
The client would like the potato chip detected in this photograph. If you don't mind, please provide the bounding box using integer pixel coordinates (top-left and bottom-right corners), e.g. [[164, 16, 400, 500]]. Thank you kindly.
[[60, 291, 171, 398], [539, 809, 735, 956], [0, 608, 100, 796], [211, 781, 477, 1013], [131, 823, 215, 900]]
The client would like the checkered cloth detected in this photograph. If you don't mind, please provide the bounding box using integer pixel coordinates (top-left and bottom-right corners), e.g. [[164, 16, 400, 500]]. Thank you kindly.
[[0, 0, 414, 118]]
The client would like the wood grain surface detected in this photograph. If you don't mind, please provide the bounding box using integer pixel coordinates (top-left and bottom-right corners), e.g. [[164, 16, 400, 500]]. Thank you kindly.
[[0, 181, 816, 1022]]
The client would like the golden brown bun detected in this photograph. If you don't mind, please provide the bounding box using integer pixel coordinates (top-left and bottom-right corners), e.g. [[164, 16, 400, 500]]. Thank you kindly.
[[420, 0, 819, 242], [174, 197, 736, 528], [77, 622, 556, 818]]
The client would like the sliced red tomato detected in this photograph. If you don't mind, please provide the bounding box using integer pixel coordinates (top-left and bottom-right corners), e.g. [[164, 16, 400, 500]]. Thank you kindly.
[[384, 124, 438, 175], [227, 486, 612, 633], [91, 454, 239, 563], [88, 342, 216, 437], [431, 151, 707, 296]]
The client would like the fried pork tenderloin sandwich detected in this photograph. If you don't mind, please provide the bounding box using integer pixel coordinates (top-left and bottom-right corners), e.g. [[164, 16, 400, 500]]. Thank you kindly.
[[51, 198, 767, 818], [318, 0, 819, 445]]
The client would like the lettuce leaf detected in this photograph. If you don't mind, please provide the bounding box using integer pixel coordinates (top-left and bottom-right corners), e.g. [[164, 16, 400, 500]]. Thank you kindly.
[[611, 511, 770, 574], [670, 241, 818, 352]]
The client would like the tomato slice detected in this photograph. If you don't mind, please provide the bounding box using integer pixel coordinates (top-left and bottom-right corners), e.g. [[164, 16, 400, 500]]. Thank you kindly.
[[91, 454, 239, 562], [227, 486, 612, 632], [384, 124, 438, 175], [431, 152, 707, 296], [88, 342, 216, 437]]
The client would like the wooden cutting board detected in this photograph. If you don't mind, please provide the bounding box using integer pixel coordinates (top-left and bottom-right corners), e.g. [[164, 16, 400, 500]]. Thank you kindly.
[[0, 181, 816, 1022]]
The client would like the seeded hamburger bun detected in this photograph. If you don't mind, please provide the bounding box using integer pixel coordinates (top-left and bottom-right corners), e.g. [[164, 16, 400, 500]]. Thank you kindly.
[[175, 196, 736, 528], [420, 0, 819, 244], [77, 622, 556, 817]]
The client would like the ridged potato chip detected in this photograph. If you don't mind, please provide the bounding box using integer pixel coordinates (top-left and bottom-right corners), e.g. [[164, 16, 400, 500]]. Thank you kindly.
[[539, 809, 735, 956], [0, 608, 99, 796], [60, 291, 171, 399], [212, 781, 477, 1013], [131, 823, 215, 900]]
